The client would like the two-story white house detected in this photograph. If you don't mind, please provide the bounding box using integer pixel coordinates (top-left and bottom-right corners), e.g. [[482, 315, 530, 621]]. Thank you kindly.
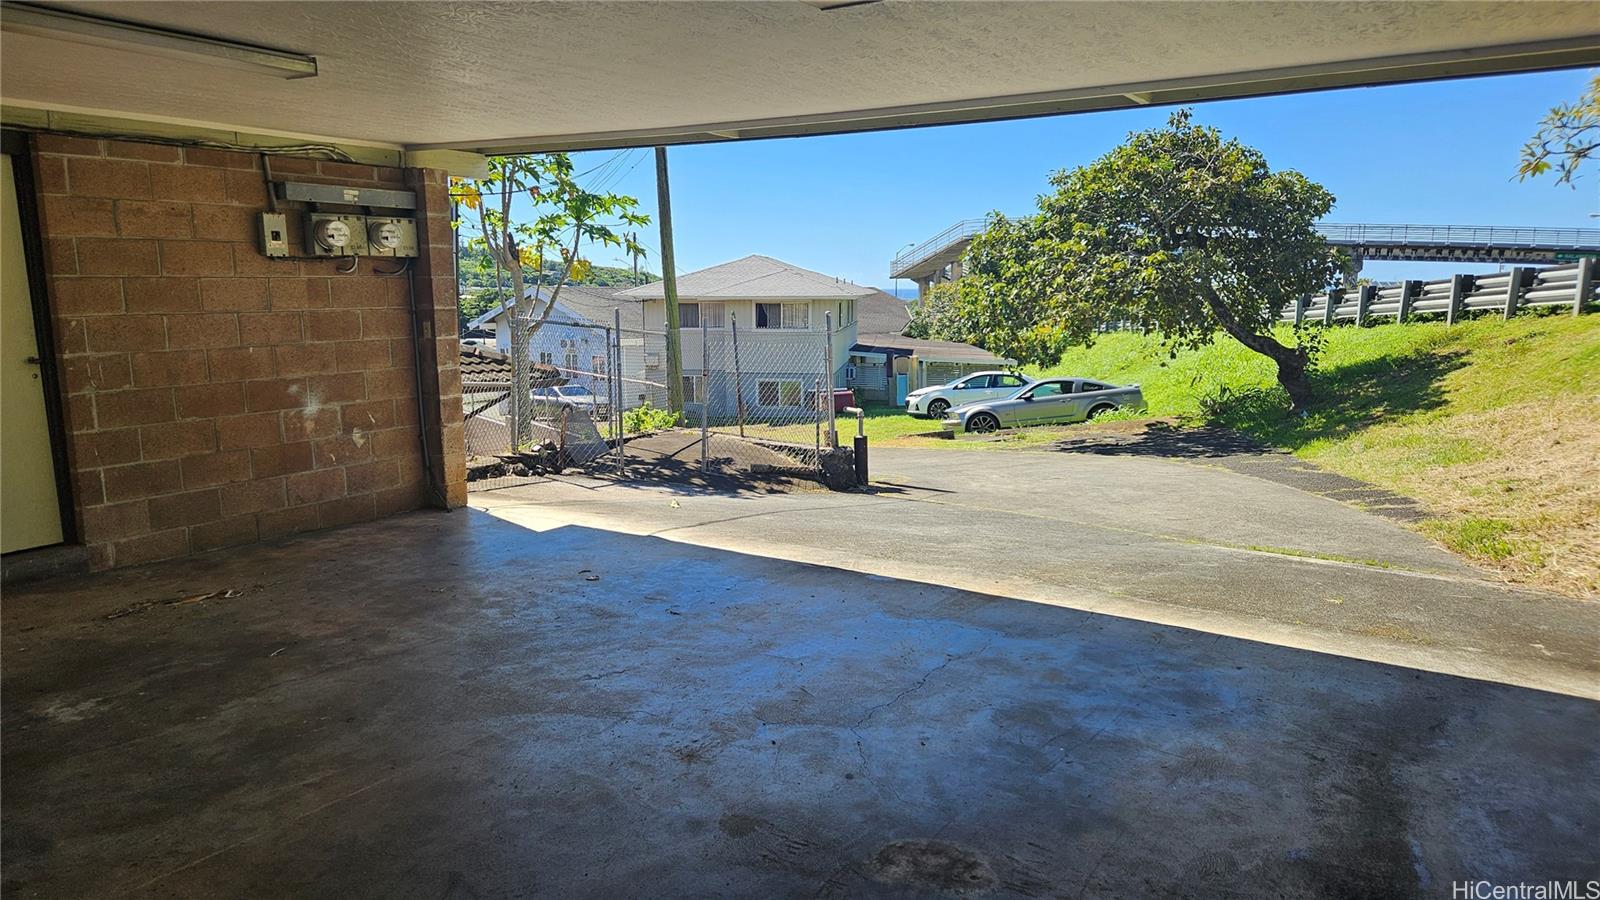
[[619, 255, 868, 419]]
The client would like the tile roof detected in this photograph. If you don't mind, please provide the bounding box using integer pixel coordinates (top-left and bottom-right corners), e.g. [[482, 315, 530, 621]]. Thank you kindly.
[[619, 255, 876, 300], [460, 345, 513, 383]]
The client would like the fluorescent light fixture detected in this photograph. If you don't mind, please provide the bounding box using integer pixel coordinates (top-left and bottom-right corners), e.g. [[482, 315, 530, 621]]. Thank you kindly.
[[0, 3, 317, 79], [805, 0, 884, 9]]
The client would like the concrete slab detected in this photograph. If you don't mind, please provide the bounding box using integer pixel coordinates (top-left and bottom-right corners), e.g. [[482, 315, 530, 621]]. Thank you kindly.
[[476, 447, 1600, 698], [3, 507, 1595, 898]]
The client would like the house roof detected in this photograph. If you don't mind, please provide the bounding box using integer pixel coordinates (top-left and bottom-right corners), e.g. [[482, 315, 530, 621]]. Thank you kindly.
[[619, 255, 877, 301], [463, 284, 635, 332], [852, 332, 1011, 366], [856, 289, 912, 336]]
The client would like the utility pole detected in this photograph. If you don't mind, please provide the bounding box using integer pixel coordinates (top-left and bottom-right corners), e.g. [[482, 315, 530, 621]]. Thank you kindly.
[[629, 232, 640, 285], [656, 147, 684, 414]]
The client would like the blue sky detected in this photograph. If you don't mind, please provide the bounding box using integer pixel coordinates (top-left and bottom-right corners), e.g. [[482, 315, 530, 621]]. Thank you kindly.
[[561, 68, 1596, 290]]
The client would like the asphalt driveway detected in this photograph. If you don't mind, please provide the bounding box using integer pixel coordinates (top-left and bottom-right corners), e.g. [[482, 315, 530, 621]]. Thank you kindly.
[[478, 445, 1600, 697]]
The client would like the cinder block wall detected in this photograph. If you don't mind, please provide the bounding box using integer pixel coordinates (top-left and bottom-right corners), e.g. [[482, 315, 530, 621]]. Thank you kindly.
[[30, 133, 464, 570]]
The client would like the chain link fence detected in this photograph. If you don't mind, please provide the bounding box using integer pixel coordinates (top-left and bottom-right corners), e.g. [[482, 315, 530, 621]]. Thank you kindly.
[[612, 312, 840, 479], [465, 311, 844, 491], [464, 318, 617, 492]]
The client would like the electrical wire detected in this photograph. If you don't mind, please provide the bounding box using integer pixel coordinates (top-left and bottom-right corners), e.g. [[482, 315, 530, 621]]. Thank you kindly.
[[575, 148, 629, 178], [21, 126, 357, 162]]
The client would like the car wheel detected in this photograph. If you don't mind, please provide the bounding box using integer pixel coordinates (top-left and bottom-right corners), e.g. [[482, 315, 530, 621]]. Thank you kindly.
[[1088, 403, 1116, 420], [967, 412, 1000, 433], [927, 399, 950, 419]]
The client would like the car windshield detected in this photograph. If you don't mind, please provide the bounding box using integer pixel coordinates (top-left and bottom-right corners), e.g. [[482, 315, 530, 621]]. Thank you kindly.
[[557, 386, 591, 397]]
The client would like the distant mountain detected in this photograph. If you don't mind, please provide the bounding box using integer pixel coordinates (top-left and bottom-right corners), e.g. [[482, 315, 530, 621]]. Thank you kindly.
[[457, 246, 657, 290]]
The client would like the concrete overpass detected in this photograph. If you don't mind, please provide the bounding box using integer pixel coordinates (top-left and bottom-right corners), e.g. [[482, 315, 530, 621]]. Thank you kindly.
[[891, 220, 1600, 296]]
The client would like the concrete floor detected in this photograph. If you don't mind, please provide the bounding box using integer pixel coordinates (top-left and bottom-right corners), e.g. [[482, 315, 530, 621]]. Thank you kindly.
[[4, 456, 1598, 897], [480, 447, 1600, 697]]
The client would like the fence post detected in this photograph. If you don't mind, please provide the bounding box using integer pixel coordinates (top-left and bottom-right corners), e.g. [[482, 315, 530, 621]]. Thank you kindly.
[[813, 376, 820, 460], [1447, 274, 1469, 325], [824, 311, 837, 449], [1293, 295, 1306, 327], [731, 312, 746, 437], [1322, 289, 1338, 327], [1397, 280, 1419, 323], [1574, 257, 1594, 317], [613, 307, 625, 473], [700, 318, 709, 472], [1504, 266, 1528, 320], [1355, 284, 1372, 326]]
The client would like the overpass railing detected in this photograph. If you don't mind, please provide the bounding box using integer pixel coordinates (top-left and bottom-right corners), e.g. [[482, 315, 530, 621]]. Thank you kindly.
[[892, 219, 1600, 278], [1316, 223, 1600, 249], [891, 218, 986, 277]]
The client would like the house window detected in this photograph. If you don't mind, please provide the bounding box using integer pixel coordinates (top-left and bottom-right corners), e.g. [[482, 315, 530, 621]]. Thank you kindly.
[[538, 351, 554, 365], [680, 301, 725, 329], [565, 347, 579, 374], [757, 379, 803, 407], [681, 374, 706, 403], [756, 302, 809, 330], [592, 355, 607, 376]]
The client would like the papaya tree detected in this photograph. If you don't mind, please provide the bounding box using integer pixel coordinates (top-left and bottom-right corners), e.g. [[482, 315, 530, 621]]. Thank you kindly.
[[1519, 73, 1599, 184], [958, 109, 1339, 409], [452, 155, 648, 445]]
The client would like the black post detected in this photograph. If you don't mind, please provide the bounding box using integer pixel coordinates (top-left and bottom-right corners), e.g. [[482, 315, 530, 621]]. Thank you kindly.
[[854, 434, 868, 486]]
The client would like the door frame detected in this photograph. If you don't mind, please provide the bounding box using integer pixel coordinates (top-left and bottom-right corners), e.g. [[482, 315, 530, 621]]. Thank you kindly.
[[3, 129, 78, 545]]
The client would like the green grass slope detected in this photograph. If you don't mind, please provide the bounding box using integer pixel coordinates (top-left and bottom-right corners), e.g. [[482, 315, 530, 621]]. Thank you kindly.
[[1034, 313, 1600, 598]]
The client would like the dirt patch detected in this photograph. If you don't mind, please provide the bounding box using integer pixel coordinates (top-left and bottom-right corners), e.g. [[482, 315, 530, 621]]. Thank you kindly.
[[869, 840, 996, 895], [588, 429, 825, 495]]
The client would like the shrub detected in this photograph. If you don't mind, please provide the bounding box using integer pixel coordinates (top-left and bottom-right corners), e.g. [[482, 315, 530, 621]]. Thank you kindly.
[[623, 399, 680, 434]]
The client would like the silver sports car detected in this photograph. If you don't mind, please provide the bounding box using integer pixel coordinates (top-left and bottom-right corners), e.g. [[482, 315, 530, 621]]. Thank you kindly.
[[942, 377, 1145, 433]]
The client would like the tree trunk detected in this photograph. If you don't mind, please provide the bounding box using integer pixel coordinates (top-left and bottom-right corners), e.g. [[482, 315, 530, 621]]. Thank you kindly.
[[1203, 295, 1315, 410], [509, 306, 529, 449], [506, 265, 529, 450], [1271, 350, 1314, 411]]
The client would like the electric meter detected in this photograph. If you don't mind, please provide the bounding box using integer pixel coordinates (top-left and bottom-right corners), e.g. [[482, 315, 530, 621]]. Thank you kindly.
[[314, 218, 352, 251], [303, 213, 368, 257], [363, 217, 419, 258], [368, 220, 402, 251]]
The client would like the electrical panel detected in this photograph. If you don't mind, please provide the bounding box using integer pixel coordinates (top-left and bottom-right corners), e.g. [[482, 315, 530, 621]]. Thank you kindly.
[[259, 212, 289, 258]]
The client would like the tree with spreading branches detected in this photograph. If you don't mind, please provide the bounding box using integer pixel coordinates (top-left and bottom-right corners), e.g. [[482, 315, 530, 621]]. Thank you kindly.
[[452, 156, 647, 447], [957, 109, 1339, 409]]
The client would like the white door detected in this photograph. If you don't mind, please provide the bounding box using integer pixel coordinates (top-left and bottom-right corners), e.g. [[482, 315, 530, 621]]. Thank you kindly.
[[2, 152, 65, 553]]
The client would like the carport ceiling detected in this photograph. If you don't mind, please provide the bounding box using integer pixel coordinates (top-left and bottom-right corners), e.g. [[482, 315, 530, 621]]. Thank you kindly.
[[3, 1, 1599, 152]]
